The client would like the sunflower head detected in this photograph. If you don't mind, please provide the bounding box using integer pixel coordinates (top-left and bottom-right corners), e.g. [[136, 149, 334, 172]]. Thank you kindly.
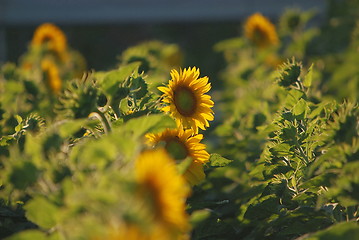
[[244, 13, 279, 48], [135, 148, 191, 236], [31, 23, 68, 61], [158, 67, 214, 134], [146, 128, 209, 185], [56, 72, 99, 119], [41, 59, 62, 94], [277, 58, 302, 88]]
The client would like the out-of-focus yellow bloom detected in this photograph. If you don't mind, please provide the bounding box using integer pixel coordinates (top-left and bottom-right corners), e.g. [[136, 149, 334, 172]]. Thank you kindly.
[[146, 128, 209, 185], [103, 224, 188, 240], [31, 23, 68, 61], [158, 67, 214, 134], [41, 59, 62, 94], [265, 54, 283, 68], [244, 13, 279, 48], [135, 148, 191, 237]]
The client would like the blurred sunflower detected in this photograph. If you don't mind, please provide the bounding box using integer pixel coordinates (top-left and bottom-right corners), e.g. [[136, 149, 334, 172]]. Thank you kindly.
[[104, 224, 156, 240], [158, 67, 214, 134], [244, 13, 279, 48], [146, 128, 210, 185], [104, 224, 185, 240], [135, 148, 190, 236], [41, 59, 62, 94], [31, 23, 68, 61]]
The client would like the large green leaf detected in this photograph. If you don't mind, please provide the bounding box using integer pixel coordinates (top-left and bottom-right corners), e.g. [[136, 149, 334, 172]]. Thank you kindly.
[[293, 98, 308, 119], [6, 230, 47, 240], [24, 197, 59, 229], [9, 161, 39, 190], [100, 62, 140, 96], [208, 153, 233, 167], [121, 114, 176, 138], [303, 63, 314, 88], [306, 222, 359, 240]]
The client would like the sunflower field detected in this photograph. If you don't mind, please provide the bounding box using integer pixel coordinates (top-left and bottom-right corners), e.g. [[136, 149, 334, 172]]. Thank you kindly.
[[1, 1, 359, 240]]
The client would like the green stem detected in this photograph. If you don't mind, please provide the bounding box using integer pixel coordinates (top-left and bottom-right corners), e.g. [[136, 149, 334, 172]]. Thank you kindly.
[[89, 111, 111, 134], [295, 138, 309, 165]]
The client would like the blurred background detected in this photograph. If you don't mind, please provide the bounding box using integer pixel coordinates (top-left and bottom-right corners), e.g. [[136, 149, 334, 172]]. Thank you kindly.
[[1, 0, 326, 73]]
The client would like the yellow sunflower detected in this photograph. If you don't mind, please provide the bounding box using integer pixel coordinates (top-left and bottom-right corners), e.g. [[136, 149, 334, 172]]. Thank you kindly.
[[146, 128, 210, 186], [103, 223, 188, 240], [135, 148, 191, 236], [244, 13, 279, 48], [103, 224, 160, 240], [31, 23, 68, 60], [158, 67, 214, 134], [41, 59, 62, 94]]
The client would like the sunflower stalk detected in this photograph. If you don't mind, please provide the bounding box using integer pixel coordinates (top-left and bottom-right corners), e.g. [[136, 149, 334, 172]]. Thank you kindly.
[[88, 110, 111, 134]]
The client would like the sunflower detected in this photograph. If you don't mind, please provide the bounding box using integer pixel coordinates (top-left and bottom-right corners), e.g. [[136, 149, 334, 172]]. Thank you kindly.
[[146, 128, 210, 185], [41, 59, 62, 94], [158, 67, 214, 134], [244, 13, 279, 48], [31, 23, 68, 60], [135, 148, 191, 236], [103, 224, 160, 240], [103, 223, 187, 240]]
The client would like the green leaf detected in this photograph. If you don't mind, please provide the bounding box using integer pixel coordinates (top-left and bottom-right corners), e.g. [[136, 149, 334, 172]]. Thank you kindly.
[[122, 114, 176, 138], [130, 76, 148, 99], [0, 135, 15, 146], [9, 161, 39, 190], [292, 98, 308, 119], [209, 153, 233, 167], [190, 209, 211, 228], [73, 137, 118, 169], [177, 157, 193, 174], [301, 173, 336, 189], [24, 197, 59, 229], [58, 119, 88, 138], [304, 63, 314, 88], [284, 89, 305, 109], [244, 195, 279, 220], [307, 221, 359, 240], [6, 230, 47, 240], [15, 115, 23, 132], [270, 143, 291, 157], [100, 62, 140, 96]]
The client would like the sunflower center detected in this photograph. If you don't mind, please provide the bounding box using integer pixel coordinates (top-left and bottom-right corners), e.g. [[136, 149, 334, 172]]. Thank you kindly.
[[253, 28, 268, 46], [43, 35, 53, 43], [142, 178, 163, 219], [173, 86, 197, 116], [164, 137, 188, 161]]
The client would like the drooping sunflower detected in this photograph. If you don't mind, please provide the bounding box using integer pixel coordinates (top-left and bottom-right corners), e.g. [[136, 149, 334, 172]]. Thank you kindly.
[[31, 23, 68, 60], [158, 67, 214, 134], [146, 128, 210, 185], [41, 59, 62, 94], [135, 148, 191, 236], [244, 13, 279, 48]]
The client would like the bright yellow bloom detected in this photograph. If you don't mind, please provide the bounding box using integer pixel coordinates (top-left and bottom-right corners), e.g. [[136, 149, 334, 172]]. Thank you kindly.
[[41, 59, 62, 94], [158, 67, 214, 134], [244, 13, 279, 48], [135, 148, 191, 236], [31, 23, 68, 60], [146, 128, 210, 185]]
